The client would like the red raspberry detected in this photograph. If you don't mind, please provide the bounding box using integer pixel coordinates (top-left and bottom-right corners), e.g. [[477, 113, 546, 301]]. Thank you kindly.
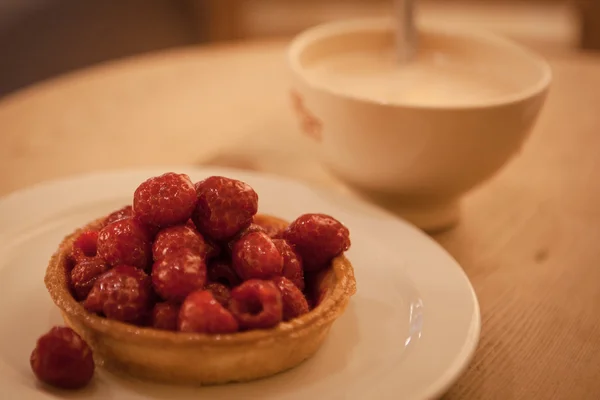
[[151, 251, 207, 303], [272, 276, 309, 321], [30, 326, 94, 389], [102, 205, 133, 227], [84, 265, 154, 324], [178, 291, 239, 334], [136, 217, 161, 239], [272, 239, 305, 291], [151, 302, 180, 331], [184, 220, 222, 259], [204, 238, 222, 260], [71, 231, 99, 263], [70, 258, 109, 301], [232, 232, 283, 280], [303, 272, 325, 308], [224, 223, 265, 253], [152, 225, 211, 262], [192, 176, 258, 240], [283, 213, 351, 271], [205, 282, 231, 307], [252, 214, 288, 238], [97, 218, 152, 269], [65, 255, 76, 273], [229, 280, 283, 330], [133, 172, 197, 228], [207, 259, 241, 287]]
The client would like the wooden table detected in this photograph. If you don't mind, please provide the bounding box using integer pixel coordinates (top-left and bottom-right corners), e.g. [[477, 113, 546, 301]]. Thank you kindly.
[[1, 39, 600, 399]]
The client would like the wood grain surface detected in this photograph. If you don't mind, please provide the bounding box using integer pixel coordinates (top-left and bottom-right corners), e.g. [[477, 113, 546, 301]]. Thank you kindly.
[[1, 39, 599, 399]]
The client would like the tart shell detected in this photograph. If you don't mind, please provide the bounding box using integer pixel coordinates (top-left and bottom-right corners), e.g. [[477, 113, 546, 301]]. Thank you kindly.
[[44, 215, 356, 385]]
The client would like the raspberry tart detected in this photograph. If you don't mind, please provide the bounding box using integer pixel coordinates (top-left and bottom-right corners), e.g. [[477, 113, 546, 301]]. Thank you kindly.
[[43, 173, 356, 385]]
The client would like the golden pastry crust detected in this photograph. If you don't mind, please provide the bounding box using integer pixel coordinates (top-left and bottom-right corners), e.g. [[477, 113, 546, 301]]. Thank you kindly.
[[252, 213, 289, 236], [44, 214, 356, 385]]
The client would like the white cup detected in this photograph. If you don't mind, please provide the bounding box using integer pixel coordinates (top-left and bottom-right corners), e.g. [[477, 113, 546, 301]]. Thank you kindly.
[[287, 18, 551, 232]]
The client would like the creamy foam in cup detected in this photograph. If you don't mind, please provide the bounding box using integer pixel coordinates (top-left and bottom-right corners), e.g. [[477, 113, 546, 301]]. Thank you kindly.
[[302, 36, 523, 107]]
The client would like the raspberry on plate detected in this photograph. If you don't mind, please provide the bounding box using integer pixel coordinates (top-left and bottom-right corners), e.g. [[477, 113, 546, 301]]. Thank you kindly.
[[30, 326, 95, 389], [97, 218, 152, 270], [71, 231, 99, 263], [232, 231, 283, 280], [152, 225, 210, 262], [133, 172, 197, 228], [192, 176, 258, 240], [70, 258, 109, 301], [272, 239, 305, 291], [272, 276, 310, 321], [229, 279, 283, 330], [151, 250, 207, 303], [84, 265, 154, 324], [178, 291, 239, 334], [282, 213, 351, 272], [152, 302, 180, 331]]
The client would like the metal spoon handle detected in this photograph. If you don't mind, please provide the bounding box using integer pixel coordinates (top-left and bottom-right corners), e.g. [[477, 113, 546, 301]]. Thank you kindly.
[[394, 0, 417, 62]]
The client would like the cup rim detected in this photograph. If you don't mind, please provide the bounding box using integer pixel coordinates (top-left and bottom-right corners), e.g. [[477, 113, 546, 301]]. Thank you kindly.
[[288, 17, 552, 110]]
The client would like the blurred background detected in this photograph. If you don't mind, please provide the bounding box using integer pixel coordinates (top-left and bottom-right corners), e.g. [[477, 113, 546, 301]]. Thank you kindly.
[[0, 0, 597, 98]]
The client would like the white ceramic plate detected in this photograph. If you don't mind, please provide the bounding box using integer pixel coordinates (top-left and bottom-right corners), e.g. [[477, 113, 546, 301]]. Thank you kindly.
[[0, 167, 480, 400]]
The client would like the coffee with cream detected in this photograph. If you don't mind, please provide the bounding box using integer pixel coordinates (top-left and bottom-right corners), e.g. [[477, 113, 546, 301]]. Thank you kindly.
[[302, 39, 523, 107]]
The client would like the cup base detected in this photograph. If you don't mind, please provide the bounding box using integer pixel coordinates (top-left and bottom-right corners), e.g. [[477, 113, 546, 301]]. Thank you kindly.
[[391, 200, 461, 233], [353, 191, 461, 233]]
